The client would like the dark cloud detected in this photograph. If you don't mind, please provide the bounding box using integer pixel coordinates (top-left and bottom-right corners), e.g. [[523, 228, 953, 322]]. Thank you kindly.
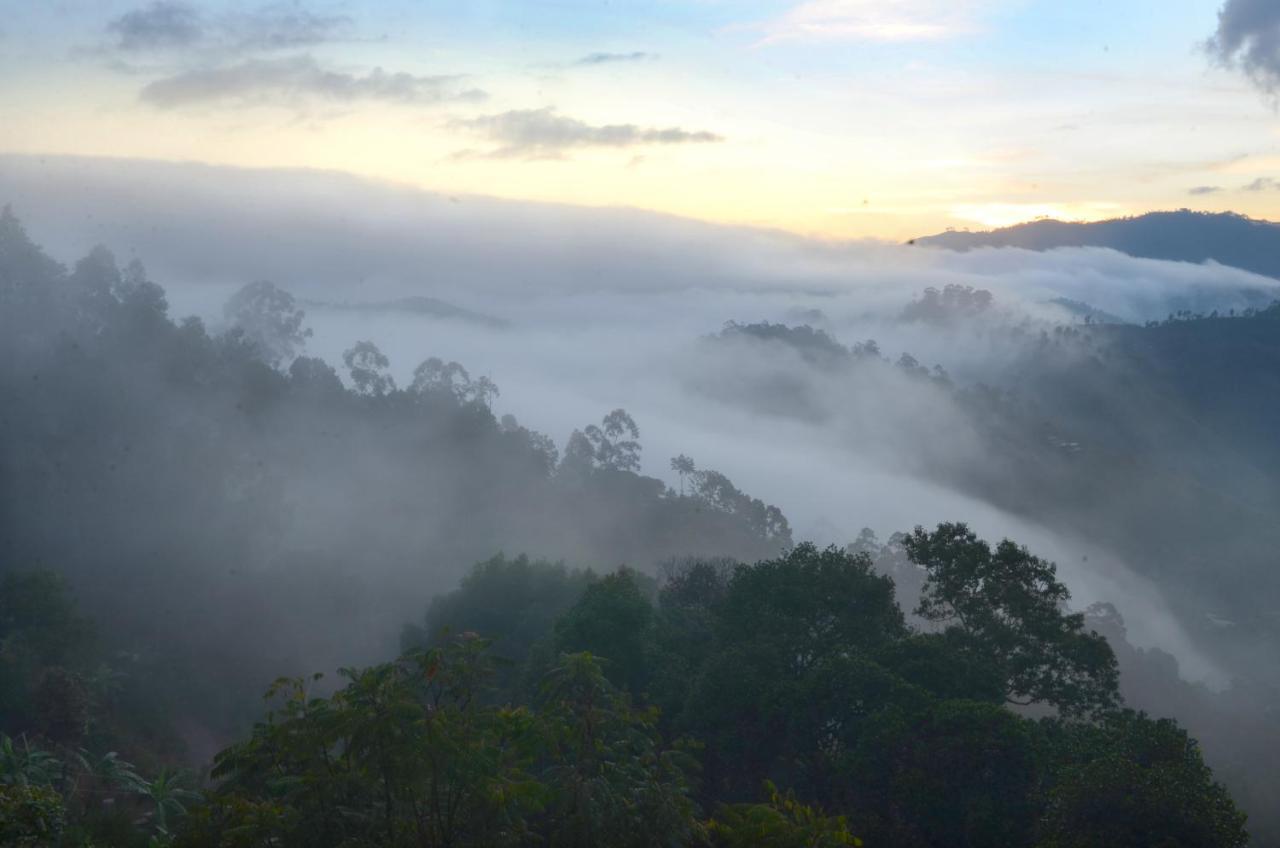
[[139, 54, 485, 109], [1242, 176, 1280, 191], [106, 1, 353, 53], [452, 107, 723, 159], [1206, 0, 1280, 94], [108, 1, 204, 50], [1189, 185, 1223, 195], [574, 51, 656, 66]]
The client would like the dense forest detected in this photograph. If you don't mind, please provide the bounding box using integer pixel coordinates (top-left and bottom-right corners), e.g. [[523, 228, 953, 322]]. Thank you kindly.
[[0, 206, 1272, 846]]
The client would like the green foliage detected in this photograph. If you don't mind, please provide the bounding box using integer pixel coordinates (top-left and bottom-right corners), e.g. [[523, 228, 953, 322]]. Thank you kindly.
[[404, 553, 594, 696], [0, 733, 196, 845], [0, 734, 62, 787], [197, 635, 542, 847], [0, 571, 90, 666], [0, 782, 67, 846], [187, 638, 699, 847], [717, 543, 905, 659], [708, 781, 862, 848], [174, 525, 1251, 847], [1037, 710, 1249, 848], [554, 569, 656, 695], [905, 523, 1119, 717], [853, 700, 1039, 848], [538, 652, 703, 847], [0, 571, 94, 731], [684, 544, 908, 801]]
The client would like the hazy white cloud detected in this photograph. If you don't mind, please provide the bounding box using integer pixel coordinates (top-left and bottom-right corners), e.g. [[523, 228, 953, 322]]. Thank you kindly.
[[757, 0, 996, 43], [1207, 0, 1280, 95], [1189, 185, 1223, 195], [451, 107, 723, 159], [139, 54, 485, 109]]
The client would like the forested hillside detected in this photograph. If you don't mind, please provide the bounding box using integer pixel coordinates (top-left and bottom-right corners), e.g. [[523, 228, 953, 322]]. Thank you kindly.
[[0, 209, 1272, 845], [0, 206, 788, 748]]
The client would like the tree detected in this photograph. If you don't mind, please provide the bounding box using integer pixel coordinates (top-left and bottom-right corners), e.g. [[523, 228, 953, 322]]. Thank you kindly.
[[196, 636, 545, 847], [537, 652, 702, 848], [670, 455, 696, 495], [554, 569, 655, 696], [222, 280, 311, 367], [1037, 711, 1248, 848], [717, 543, 905, 661], [852, 700, 1038, 848], [404, 553, 593, 697], [566, 409, 642, 473], [689, 469, 792, 546], [708, 781, 861, 848], [0, 572, 93, 735], [342, 340, 396, 396], [411, 357, 499, 406], [904, 523, 1119, 718], [288, 355, 345, 397], [687, 544, 907, 801]]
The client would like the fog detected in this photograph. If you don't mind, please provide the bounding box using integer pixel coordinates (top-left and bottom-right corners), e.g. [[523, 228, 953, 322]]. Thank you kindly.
[[6, 153, 1277, 684], [7, 152, 1280, 839]]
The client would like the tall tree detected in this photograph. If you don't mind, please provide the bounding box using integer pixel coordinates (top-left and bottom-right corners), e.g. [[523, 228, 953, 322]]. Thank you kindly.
[[904, 523, 1119, 718]]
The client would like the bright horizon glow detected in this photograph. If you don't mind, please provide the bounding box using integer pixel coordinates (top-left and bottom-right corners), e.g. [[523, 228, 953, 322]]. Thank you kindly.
[[0, 0, 1278, 240]]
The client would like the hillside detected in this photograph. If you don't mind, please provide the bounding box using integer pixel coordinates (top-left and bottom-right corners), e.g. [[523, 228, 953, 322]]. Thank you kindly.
[[912, 211, 1280, 280]]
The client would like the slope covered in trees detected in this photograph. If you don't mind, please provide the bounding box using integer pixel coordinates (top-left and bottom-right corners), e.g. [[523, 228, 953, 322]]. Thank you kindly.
[[698, 303, 1280, 642], [0, 206, 1271, 845], [3, 532, 1250, 847], [0, 207, 789, 747]]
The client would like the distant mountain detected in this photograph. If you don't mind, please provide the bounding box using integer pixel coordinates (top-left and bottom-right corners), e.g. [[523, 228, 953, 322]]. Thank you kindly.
[[912, 210, 1280, 280], [305, 295, 508, 327]]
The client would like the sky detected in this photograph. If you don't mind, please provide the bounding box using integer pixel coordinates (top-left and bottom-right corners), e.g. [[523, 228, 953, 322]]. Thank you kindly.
[[1, 0, 1279, 239]]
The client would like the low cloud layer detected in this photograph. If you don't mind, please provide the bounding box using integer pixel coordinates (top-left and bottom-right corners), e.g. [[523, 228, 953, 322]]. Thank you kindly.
[[140, 54, 485, 109], [1207, 0, 1280, 94], [4, 153, 1277, 687], [452, 107, 723, 159]]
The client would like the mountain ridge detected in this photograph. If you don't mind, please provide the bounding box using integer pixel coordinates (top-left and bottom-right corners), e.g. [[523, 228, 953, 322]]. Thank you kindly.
[[912, 210, 1280, 280]]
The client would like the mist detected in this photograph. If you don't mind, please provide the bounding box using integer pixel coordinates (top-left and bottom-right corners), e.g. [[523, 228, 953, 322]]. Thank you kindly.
[[5, 153, 1280, 841], [7, 153, 1277, 679]]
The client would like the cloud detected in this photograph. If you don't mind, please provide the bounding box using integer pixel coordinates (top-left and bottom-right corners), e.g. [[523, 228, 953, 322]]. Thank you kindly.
[[573, 51, 656, 65], [108, 1, 204, 50], [756, 0, 995, 43], [106, 1, 354, 53], [451, 107, 723, 159], [224, 3, 355, 51], [1189, 185, 1224, 195], [1242, 176, 1280, 191], [1206, 0, 1280, 94], [139, 54, 485, 109]]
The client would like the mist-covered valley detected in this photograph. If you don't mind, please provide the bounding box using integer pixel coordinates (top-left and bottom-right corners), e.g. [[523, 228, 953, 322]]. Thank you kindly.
[[4, 154, 1280, 845]]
